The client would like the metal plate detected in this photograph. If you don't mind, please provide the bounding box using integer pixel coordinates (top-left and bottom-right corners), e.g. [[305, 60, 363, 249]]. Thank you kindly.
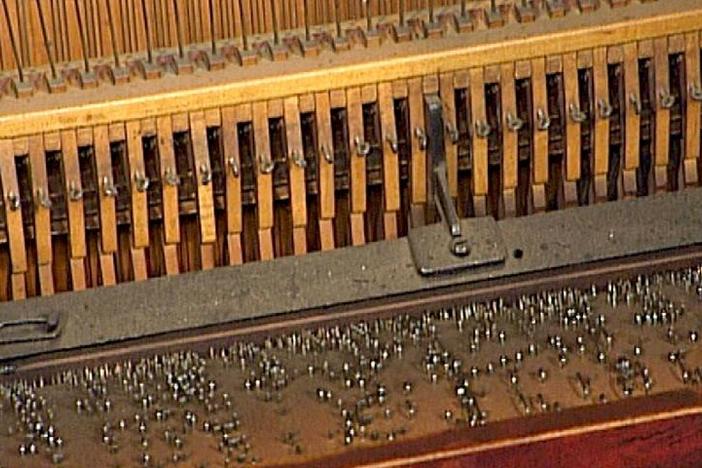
[[408, 217, 506, 275], [2, 189, 702, 362]]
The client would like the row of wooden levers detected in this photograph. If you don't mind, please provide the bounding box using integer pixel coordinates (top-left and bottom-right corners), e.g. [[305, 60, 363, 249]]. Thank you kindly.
[[0, 37, 701, 302], [0, 0, 605, 85]]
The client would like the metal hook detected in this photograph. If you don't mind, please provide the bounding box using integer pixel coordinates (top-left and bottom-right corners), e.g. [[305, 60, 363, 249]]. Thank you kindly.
[[35, 188, 51, 209], [414, 128, 428, 151], [445, 123, 459, 144], [386, 136, 399, 153], [474, 120, 491, 138], [102, 176, 118, 197], [164, 167, 180, 186], [321, 144, 334, 164], [227, 157, 240, 178], [134, 172, 150, 192], [6, 191, 20, 211], [68, 181, 83, 201], [659, 89, 675, 109], [597, 99, 613, 119], [200, 164, 212, 185], [536, 108, 551, 131], [629, 93, 642, 115], [568, 103, 587, 123], [505, 112, 524, 132], [258, 154, 275, 174], [291, 149, 307, 168], [354, 136, 371, 157], [690, 83, 702, 102]]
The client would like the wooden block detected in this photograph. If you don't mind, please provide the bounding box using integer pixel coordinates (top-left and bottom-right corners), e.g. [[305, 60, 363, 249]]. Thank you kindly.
[[532, 57, 549, 185], [11, 273, 25, 300], [563, 52, 582, 181], [319, 219, 335, 251], [686, 33, 701, 165], [292, 226, 307, 256], [408, 78, 427, 205], [201, 243, 215, 270], [190, 111, 217, 244], [226, 234, 243, 266], [283, 97, 308, 229], [29, 135, 52, 266], [258, 228, 274, 260], [0, 140, 27, 273], [253, 102, 274, 234], [315, 92, 335, 220], [156, 116, 181, 245], [43, 132, 61, 152], [350, 212, 365, 246], [125, 121, 150, 249], [38, 263, 54, 296], [163, 244, 181, 274], [379, 82, 401, 213], [61, 130, 87, 260], [500, 62, 518, 191], [221, 107, 243, 240], [440, 73, 458, 197], [70, 258, 86, 291], [330, 89, 346, 108], [99, 254, 117, 286], [593, 47, 611, 178], [623, 42, 640, 171], [93, 125, 118, 254], [131, 248, 148, 281], [469, 68, 488, 197], [654, 37, 671, 189], [347, 87, 366, 215]]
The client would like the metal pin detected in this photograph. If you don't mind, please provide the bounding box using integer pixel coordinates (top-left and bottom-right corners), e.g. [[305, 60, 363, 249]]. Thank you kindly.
[[209, 0, 217, 53], [34, 0, 57, 80], [399, 0, 406, 26], [429, 0, 435, 23], [270, 0, 280, 45], [304, 0, 311, 42], [461, 0, 467, 18], [238, 0, 249, 51], [73, 0, 91, 72], [173, 0, 186, 58], [105, 0, 121, 68], [140, 0, 153, 64], [1, 0, 24, 82], [334, 0, 342, 38], [364, 0, 372, 31]]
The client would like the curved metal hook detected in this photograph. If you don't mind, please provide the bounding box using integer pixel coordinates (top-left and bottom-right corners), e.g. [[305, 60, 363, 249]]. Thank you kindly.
[[291, 150, 307, 169], [414, 128, 428, 151], [35, 188, 51, 209], [536, 109, 551, 131], [68, 181, 83, 201], [474, 120, 491, 138], [354, 136, 371, 157], [597, 99, 613, 119], [445, 123, 459, 144], [6, 191, 20, 211], [164, 167, 180, 186], [629, 93, 642, 115], [659, 89, 675, 109], [386, 136, 399, 153], [133, 172, 150, 193], [258, 154, 275, 174], [569, 103, 588, 123], [200, 164, 212, 185], [690, 83, 702, 102], [227, 157, 240, 178], [505, 112, 524, 132], [320, 144, 334, 164], [102, 176, 118, 197]]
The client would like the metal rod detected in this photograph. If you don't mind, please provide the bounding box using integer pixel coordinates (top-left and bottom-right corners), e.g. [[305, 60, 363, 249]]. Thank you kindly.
[[73, 0, 90, 72], [429, 0, 434, 23], [334, 0, 342, 38], [461, 0, 467, 17], [34, 0, 57, 80], [270, 0, 279, 45], [209, 0, 217, 53], [172, 0, 185, 58], [105, 0, 121, 67], [303, 0, 311, 42], [365, 0, 372, 31], [1, 0, 24, 82], [399, 0, 405, 27], [140, 0, 153, 63], [238, 0, 249, 51]]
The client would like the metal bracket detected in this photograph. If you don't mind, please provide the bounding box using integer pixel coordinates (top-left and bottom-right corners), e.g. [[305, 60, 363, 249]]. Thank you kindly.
[[408, 95, 506, 276], [0, 311, 63, 345]]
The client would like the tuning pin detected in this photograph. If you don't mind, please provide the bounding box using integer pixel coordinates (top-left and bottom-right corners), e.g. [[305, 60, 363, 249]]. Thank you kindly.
[[227, 158, 240, 178], [102, 176, 118, 197], [133, 172, 150, 192], [68, 181, 83, 201]]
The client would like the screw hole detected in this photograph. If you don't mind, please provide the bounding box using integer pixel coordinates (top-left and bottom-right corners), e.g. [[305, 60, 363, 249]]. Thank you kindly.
[[513, 248, 524, 260]]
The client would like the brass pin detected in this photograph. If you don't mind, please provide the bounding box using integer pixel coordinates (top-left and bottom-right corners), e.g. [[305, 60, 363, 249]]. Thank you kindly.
[[304, 0, 311, 42], [270, 0, 280, 45], [140, 0, 153, 64], [334, 0, 342, 38], [73, 0, 91, 72], [365, 0, 372, 31], [238, 0, 249, 51], [429, 0, 435, 23], [173, 0, 185, 58], [34, 0, 57, 80], [399, 0, 405, 26], [105, 0, 121, 67], [1, 0, 24, 82], [209, 0, 217, 53]]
